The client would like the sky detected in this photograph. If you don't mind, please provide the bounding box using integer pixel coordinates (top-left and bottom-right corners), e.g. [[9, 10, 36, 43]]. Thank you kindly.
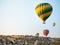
[[0, 0, 60, 38]]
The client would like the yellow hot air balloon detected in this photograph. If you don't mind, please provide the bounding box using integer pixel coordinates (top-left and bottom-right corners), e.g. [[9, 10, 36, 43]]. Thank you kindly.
[[35, 3, 53, 24]]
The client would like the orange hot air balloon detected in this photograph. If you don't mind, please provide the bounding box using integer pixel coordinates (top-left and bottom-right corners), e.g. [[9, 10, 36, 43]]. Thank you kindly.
[[43, 29, 49, 36]]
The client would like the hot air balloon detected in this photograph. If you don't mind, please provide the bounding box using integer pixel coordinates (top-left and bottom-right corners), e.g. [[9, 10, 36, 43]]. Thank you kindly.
[[43, 29, 49, 36], [53, 22, 56, 27], [35, 3, 53, 24]]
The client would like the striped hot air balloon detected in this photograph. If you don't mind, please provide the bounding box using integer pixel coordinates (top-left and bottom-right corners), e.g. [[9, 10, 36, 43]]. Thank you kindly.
[[35, 3, 53, 24]]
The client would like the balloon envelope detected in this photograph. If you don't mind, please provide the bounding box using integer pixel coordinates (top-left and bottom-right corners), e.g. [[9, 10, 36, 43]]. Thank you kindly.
[[35, 3, 53, 24], [43, 29, 49, 36]]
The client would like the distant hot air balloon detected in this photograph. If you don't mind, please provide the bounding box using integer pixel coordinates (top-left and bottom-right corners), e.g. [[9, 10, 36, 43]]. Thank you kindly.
[[53, 22, 56, 27], [35, 3, 53, 24], [43, 29, 49, 36]]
